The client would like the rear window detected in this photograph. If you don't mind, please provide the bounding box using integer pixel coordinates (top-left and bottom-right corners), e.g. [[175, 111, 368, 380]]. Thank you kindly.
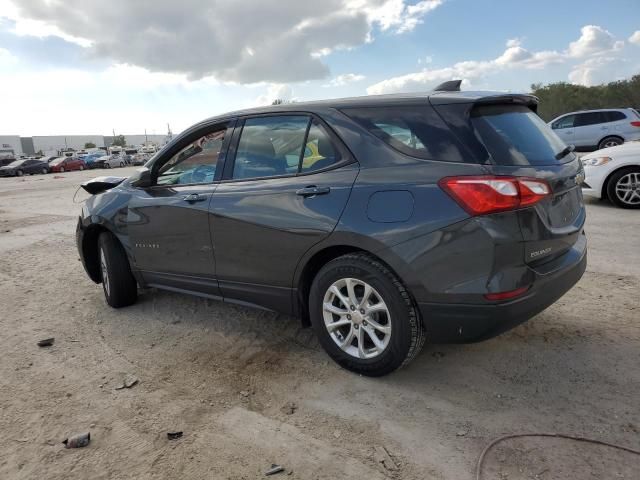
[[471, 104, 570, 166], [342, 106, 468, 162]]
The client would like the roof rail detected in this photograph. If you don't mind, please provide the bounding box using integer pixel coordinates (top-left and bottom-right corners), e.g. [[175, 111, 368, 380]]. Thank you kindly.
[[433, 80, 462, 92]]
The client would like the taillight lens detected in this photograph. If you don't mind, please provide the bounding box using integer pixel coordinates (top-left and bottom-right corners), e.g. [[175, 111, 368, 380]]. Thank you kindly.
[[630, 121, 640, 127], [439, 176, 551, 215]]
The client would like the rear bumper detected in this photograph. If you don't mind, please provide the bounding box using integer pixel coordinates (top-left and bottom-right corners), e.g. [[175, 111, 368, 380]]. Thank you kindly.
[[419, 233, 587, 343]]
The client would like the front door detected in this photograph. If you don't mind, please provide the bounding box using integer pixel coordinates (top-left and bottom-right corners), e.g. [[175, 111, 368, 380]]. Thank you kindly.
[[127, 122, 232, 297], [210, 114, 358, 312]]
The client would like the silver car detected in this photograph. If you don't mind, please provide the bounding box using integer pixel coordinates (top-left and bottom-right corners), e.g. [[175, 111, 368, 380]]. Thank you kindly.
[[548, 108, 640, 150]]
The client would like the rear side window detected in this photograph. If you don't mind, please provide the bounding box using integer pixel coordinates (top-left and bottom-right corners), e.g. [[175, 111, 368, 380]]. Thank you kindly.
[[471, 104, 570, 166], [342, 106, 468, 162], [300, 120, 341, 173], [575, 112, 605, 127], [604, 111, 626, 122], [233, 116, 309, 180]]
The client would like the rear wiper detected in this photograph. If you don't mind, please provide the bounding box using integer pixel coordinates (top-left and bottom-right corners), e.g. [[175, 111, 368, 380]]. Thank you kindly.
[[556, 144, 575, 160]]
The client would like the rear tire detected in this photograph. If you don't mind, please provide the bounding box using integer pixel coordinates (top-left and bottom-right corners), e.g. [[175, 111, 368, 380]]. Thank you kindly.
[[98, 232, 138, 308], [119, 162, 124, 167], [309, 253, 425, 376], [606, 167, 640, 209], [79, 165, 84, 171], [16, 170, 23, 177], [598, 136, 623, 150], [41, 168, 48, 174], [59, 167, 65, 173]]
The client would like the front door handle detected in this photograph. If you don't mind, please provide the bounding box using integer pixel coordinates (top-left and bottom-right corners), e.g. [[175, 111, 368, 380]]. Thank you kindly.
[[183, 193, 207, 203], [296, 185, 331, 197]]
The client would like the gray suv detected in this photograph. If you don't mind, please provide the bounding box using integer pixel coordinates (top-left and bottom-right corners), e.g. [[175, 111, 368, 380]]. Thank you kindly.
[[77, 83, 587, 376], [549, 108, 640, 150]]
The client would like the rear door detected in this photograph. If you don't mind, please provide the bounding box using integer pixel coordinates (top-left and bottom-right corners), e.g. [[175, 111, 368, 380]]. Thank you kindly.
[[573, 111, 606, 147], [465, 103, 585, 264], [209, 114, 358, 312]]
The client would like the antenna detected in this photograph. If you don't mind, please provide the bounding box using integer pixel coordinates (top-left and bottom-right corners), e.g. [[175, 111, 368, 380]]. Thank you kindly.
[[433, 80, 462, 92]]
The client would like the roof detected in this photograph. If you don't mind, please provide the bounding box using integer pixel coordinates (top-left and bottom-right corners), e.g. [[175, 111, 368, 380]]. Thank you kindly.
[[199, 90, 537, 124]]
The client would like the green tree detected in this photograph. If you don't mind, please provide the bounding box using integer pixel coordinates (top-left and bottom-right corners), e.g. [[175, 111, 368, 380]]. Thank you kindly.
[[111, 135, 126, 147], [84, 142, 96, 149], [531, 74, 640, 122]]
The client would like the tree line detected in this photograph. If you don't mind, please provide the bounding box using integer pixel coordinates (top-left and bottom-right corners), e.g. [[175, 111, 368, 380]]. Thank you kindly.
[[532, 74, 640, 122]]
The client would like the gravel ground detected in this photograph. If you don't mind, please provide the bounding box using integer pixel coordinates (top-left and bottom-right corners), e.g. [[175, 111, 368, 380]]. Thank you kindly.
[[0, 168, 638, 479]]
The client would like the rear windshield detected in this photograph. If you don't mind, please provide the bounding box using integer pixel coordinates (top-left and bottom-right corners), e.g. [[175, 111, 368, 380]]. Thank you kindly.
[[341, 106, 469, 163], [471, 104, 571, 166]]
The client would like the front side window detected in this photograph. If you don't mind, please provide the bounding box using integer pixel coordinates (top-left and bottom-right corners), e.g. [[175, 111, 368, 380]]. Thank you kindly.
[[300, 120, 341, 173], [342, 106, 466, 162], [553, 115, 575, 129], [232, 116, 309, 180], [157, 126, 227, 185]]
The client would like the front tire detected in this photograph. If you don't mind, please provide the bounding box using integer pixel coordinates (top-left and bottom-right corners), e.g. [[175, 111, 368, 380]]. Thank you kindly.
[[607, 167, 640, 209], [309, 253, 425, 376], [41, 168, 48, 174], [98, 232, 138, 308], [598, 136, 623, 150], [16, 170, 23, 177]]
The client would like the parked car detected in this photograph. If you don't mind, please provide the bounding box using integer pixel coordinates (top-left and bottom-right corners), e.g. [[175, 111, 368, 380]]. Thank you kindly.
[[0, 158, 49, 176], [76, 84, 587, 376], [131, 153, 151, 165], [0, 157, 16, 167], [549, 108, 640, 150], [49, 156, 87, 172], [91, 154, 127, 169], [581, 141, 640, 208], [83, 153, 106, 167]]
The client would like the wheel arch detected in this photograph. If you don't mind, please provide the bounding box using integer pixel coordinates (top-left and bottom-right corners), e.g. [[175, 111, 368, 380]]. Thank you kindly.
[[81, 224, 125, 283], [601, 164, 640, 199], [294, 239, 418, 327], [598, 134, 624, 150]]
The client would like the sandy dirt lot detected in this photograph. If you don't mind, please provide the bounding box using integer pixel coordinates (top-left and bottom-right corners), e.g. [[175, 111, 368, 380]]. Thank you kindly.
[[0, 167, 638, 479]]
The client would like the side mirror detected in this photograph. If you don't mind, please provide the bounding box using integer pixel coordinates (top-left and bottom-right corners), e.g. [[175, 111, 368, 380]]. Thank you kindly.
[[131, 167, 153, 188]]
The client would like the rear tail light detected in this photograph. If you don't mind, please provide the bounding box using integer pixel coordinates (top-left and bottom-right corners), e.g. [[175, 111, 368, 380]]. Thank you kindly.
[[630, 121, 640, 127], [439, 176, 551, 215]]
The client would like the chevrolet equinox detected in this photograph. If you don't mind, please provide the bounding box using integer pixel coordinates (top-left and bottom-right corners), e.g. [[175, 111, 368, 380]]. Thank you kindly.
[[77, 81, 587, 376]]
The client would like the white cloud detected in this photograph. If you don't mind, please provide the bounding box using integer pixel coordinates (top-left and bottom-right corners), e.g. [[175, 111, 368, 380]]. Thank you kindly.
[[367, 25, 629, 94], [0, 0, 443, 83], [323, 73, 366, 87], [629, 30, 640, 46], [254, 84, 295, 106], [568, 25, 622, 58], [0, 47, 18, 66]]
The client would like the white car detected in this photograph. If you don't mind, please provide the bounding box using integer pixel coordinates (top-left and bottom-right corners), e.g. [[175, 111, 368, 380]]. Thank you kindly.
[[581, 141, 640, 208], [93, 154, 126, 169]]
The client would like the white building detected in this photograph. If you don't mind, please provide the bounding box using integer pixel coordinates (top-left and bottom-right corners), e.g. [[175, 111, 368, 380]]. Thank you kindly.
[[32, 135, 105, 156], [0, 135, 23, 157]]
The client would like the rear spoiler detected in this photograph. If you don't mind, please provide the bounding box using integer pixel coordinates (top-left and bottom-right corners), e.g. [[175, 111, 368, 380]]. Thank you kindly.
[[80, 176, 126, 195]]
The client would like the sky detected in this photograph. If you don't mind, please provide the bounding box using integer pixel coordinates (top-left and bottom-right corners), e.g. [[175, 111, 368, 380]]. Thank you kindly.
[[0, 0, 639, 136]]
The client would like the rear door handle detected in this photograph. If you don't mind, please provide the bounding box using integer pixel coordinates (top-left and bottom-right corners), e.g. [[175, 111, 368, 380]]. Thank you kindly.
[[183, 193, 207, 203], [296, 185, 331, 197]]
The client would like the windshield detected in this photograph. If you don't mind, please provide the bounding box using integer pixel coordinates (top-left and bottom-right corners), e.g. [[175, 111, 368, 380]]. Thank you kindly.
[[471, 104, 572, 166], [50, 158, 65, 165]]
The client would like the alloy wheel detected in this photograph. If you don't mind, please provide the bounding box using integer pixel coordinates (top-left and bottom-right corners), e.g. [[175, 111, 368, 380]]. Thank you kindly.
[[615, 172, 640, 206], [100, 248, 110, 297], [322, 277, 391, 359]]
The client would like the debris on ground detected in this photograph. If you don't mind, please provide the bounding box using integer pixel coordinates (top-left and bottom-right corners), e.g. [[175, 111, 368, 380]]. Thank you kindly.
[[240, 390, 250, 397], [280, 401, 297, 415], [373, 445, 398, 471], [265, 464, 285, 476], [167, 431, 183, 440], [63, 432, 90, 448], [37, 338, 55, 347], [456, 428, 469, 437], [333, 430, 342, 439], [114, 374, 138, 390]]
